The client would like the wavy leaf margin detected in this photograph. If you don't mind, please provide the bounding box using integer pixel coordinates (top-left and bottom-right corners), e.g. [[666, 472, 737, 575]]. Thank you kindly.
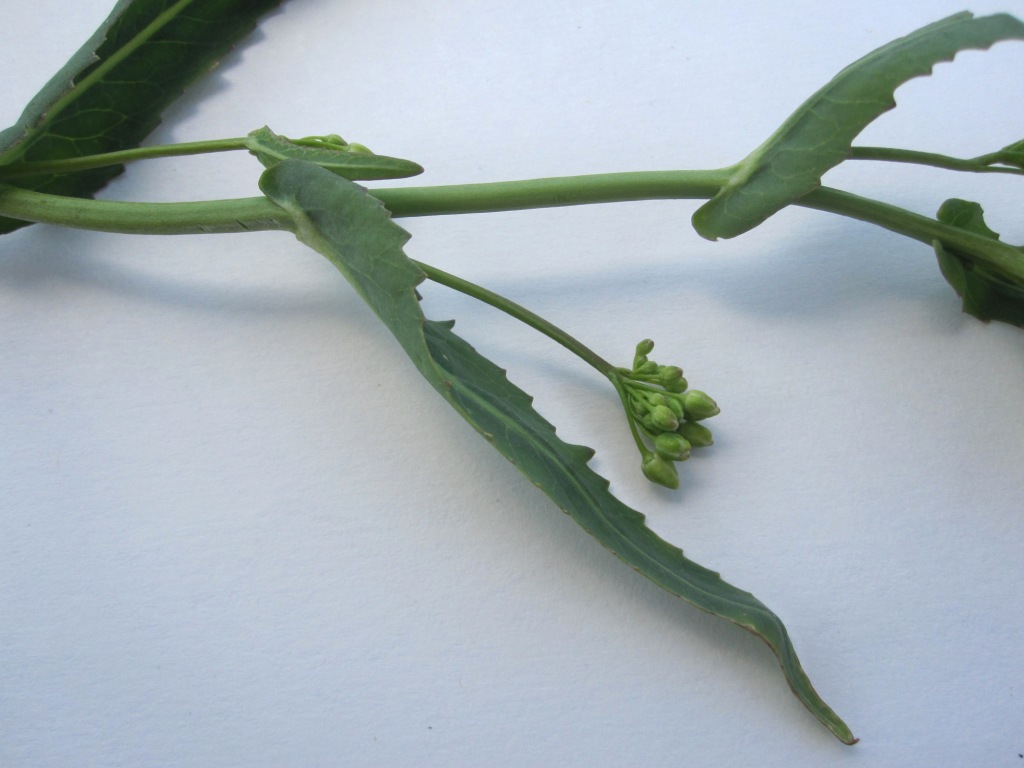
[[0, 0, 285, 234], [258, 157, 857, 744], [692, 12, 1024, 240]]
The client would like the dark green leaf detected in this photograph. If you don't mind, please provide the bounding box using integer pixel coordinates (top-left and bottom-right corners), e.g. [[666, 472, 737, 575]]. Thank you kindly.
[[258, 158, 857, 745], [245, 126, 423, 181], [0, 0, 285, 234], [934, 199, 1024, 327], [693, 12, 1024, 240]]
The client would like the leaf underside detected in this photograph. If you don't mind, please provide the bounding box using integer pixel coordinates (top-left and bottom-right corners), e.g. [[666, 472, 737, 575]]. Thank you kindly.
[[934, 199, 1024, 327], [0, 0, 285, 235], [692, 12, 1024, 240], [245, 126, 424, 181], [258, 158, 857, 745]]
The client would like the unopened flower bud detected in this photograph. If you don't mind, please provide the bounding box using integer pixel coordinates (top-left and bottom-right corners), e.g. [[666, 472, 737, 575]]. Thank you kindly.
[[665, 396, 684, 418], [664, 378, 688, 394], [659, 365, 684, 384], [677, 420, 714, 447], [682, 390, 720, 421], [655, 432, 692, 461], [635, 339, 655, 356], [642, 453, 679, 489], [649, 404, 679, 432]]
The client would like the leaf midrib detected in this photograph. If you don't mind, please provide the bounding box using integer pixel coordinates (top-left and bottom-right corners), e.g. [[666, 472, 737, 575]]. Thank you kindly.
[[0, 0, 198, 164]]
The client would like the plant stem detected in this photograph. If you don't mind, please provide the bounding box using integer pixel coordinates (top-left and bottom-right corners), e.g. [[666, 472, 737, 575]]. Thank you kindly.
[[851, 145, 1024, 175], [414, 259, 616, 376], [802, 186, 1024, 283], [0, 169, 729, 234], [0, 169, 1019, 282], [371, 170, 729, 216], [615, 378, 653, 457], [0, 138, 248, 179], [0, 184, 289, 235]]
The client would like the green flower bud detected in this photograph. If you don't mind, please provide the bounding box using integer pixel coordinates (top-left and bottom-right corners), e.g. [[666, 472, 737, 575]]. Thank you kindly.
[[664, 378, 688, 394], [665, 395, 684, 418], [295, 133, 347, 150], [638, 361, 659, 375], [655, 432, 692, 461], [682, 390, 720, 421], [677, 420, 714, 447], [649, 404, 679, 432], [635, 339, 655, 356], [642, 453, 679, 489], [647, 392, 668, 408], [659, 365, 684, 384]]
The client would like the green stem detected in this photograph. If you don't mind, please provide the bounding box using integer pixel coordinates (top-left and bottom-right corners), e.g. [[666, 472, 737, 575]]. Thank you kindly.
[[0, 169, 1019, 282], [0, 169, 728, 234], [613, 377, 653, 457], [802, 186, 1024, 282], [0, 184, 289, 235], [414, 259, 616, 376], [851, 146, 1024, 175], [371, 170, 729, 216], [0, 138, 248, 180]]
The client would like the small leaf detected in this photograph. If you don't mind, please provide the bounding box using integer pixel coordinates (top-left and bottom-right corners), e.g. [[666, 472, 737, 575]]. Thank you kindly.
[[934, 199, 1024, 327], [693, 13, 1024, 240], [245, 126, 423, 180], [259, 158, 857, 745], [0, 0, 286, 234]]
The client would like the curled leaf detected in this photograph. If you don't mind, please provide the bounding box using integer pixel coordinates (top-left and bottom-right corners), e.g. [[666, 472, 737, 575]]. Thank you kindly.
[[934, 199, 1024, 327], [693, 12, 1024, 240]]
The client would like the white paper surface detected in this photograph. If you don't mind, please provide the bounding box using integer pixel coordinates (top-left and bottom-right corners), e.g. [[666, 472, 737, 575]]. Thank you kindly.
[[2, 2, 1023, 765]]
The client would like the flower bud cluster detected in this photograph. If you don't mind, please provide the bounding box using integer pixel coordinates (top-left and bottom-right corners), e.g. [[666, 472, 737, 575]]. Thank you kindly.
[[617, 339, 719, 489], [294, 133, 373, 155]]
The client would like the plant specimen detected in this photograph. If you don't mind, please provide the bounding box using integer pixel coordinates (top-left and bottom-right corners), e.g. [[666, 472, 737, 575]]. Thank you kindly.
[[2, 1, 1022, 746]]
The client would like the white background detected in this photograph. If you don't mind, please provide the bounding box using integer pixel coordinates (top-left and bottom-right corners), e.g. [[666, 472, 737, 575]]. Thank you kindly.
[[2, 1, 1023, 765]]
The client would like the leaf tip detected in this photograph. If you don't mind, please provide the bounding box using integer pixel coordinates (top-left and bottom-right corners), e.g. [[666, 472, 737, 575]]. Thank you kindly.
[[690, 205, 722, 241]]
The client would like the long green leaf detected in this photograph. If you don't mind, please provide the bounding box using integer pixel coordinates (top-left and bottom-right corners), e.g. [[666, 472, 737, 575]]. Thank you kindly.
[[0, 0, 285, 234], [258, 158, 857, 745], [692, 12, 1024, 240]]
